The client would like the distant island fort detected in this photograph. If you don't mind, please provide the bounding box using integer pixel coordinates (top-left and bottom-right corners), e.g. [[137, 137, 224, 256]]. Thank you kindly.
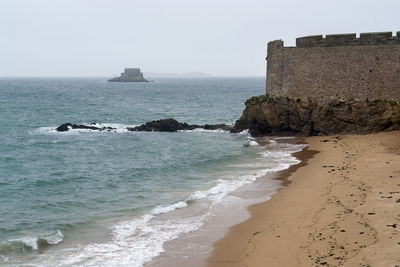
[[266, 31, 400, 101], [57, 31, 400, 136], [108, 68, 148, 82]]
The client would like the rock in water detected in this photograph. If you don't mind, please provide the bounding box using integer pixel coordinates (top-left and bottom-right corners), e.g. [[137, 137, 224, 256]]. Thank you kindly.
[[55, 123, 116, 132], [108, 68, 148, 82], [128, 119, 234, 132], [128, 118, 199, 132], [231, 95, 400, 136], [56, 119, 233, 133], [202, 124, 234, 131], [56, 123, 73, 132]]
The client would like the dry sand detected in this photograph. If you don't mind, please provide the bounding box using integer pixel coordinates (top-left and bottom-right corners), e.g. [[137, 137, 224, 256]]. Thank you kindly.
[[208, 131, 400, 267]]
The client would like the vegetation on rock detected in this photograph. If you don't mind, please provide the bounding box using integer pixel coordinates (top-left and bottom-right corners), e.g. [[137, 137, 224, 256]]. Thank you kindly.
[[232, 95, 400, 136]]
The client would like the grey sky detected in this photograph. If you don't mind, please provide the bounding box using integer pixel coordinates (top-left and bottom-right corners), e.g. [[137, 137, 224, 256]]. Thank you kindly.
[[1, 0, 399, 77]]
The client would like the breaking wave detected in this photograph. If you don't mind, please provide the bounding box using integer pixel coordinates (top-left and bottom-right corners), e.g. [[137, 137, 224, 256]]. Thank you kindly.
[[0, 229, 64, 253], [43, 139, 306, 267]]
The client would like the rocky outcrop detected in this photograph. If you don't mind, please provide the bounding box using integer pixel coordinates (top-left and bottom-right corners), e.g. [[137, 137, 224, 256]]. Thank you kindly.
[[55, 97, 399, 136], [56, 123, 115, 132], [56, 119, 233, 132], [128, 118, 198, 132], [128, 119, 235, 132], [232, 95, 400, 136], [108, 68, 148, 82]]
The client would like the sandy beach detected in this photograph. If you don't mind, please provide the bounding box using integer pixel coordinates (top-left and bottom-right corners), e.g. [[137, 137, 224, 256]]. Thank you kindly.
[[208, 131, 400, 267]]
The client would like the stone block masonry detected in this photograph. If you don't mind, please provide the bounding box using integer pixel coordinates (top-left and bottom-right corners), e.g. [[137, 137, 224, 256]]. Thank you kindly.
[[266, 32, 400, 102], [108, 68, 148, 82]]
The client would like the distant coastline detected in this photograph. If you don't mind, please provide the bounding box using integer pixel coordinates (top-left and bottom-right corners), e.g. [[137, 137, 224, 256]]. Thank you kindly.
[[144, 71, 212, 79]]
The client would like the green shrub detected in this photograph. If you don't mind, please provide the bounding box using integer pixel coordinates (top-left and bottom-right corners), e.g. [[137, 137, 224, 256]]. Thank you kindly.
[[245, 94, 276, 105]]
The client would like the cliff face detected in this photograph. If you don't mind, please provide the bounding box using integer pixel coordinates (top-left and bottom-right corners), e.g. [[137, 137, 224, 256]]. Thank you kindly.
[[232, 95, 400, 136]]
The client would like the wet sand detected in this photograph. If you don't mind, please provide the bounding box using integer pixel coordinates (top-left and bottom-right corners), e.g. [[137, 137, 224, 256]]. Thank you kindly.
[[148, 138, 313, 267], [208, 131, 400, 267]]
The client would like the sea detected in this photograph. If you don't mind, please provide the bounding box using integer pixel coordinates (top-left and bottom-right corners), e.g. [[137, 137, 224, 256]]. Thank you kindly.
[[0, 77, 305, 266]]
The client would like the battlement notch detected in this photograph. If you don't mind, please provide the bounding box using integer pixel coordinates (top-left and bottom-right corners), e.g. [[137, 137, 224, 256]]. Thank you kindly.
[[266, 31, 400, 102], [294, 31, 400, 48]]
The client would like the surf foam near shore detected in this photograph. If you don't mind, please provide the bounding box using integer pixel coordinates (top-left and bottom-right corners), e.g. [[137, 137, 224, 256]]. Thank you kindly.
[[57, 138, 305, 267], [3, 136, 306, 267]]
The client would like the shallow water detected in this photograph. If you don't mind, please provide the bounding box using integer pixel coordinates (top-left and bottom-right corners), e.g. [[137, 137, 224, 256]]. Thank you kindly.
[[0, 77, 303, 266]]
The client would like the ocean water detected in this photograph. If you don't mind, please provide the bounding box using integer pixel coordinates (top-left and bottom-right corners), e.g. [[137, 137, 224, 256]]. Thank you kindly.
[[0, 77, 304, 266]]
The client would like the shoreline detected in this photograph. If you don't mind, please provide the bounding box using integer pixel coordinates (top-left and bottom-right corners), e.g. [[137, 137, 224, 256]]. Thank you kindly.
[[270, 137, 318, 188], [148, 137, 313, 266], [208, 131, 400, 266]]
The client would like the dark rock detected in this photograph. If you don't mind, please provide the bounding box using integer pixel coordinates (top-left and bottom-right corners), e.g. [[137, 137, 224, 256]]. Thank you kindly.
[[56, 123, 73, 132], [56, 123, 115, 132], [128, 118, 233, 132], [129, 118, 191, 132], [203, 124, 234, 131], [56, 119, 233, 133], [231, 95, 400, 136], [108, 68, 148, 82]]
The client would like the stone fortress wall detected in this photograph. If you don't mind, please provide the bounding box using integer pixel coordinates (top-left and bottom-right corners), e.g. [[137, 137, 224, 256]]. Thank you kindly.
[[108, 68, 148, 82], [122, 68, 144, 78], [266, 32, 400, 102]]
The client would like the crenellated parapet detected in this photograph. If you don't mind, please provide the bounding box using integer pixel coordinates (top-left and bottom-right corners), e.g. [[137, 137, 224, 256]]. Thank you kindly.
[[266, 31, 400, 102], [296, 31, 400, 48]]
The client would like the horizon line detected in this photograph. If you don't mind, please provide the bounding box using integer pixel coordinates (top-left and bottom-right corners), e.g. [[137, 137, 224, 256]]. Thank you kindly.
[[0, 75, 265, 79]]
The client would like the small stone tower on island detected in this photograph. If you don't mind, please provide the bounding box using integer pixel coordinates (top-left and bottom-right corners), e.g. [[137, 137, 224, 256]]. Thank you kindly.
[[108, 68, 148, 82], [266, 31, 400, 102]]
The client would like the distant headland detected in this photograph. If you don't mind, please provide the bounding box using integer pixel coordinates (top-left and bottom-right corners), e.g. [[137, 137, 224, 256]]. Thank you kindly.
[[108, 68, 148, 82]]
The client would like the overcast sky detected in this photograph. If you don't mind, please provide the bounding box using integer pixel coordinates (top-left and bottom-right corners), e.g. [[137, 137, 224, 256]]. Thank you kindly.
[[1, 0, 399, 77]]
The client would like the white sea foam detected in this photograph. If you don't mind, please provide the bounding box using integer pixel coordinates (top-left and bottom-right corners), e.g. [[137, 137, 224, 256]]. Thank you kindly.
[[52, 175, 263, 266], [236, 129, 250, 136], [33, 138, 306, 267], [152, 201, 188, 215], [35, 123, 139, 135], [5, 229, 64, 251], [274, 136, 296, 140], [89, 123, 138, 132], [178, 127, 231, 133], [258, 141, 307, 173], [248, 140, 259, 146], [36, 123, 232, 135]]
